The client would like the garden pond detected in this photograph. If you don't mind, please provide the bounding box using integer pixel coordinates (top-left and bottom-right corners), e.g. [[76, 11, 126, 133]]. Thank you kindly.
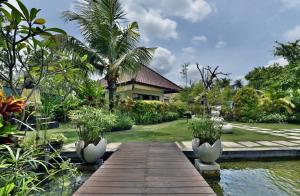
[[207, 160, 300, 196], [39, 160, 300, 196]]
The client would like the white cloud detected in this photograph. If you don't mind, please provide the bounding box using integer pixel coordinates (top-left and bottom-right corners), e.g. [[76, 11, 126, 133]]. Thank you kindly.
[[192, 35, 208, 42], [266, 58, 289, 67], [150, 47, 176, 75], [124, 7, 178, 42], [280, 0, 300, 9], [123, 0, 213, 42], [215, 41, 227, 49], [284, 25, 300, 41]]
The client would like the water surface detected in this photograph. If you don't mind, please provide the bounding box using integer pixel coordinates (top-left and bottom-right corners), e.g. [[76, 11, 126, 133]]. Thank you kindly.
[[207, 160, 300, 196]]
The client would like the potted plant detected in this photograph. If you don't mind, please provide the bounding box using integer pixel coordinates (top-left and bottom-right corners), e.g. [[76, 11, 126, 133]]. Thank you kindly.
[[69, 106, 116, 164], [47, 133, 67, 152], [188, 117, 222, 164]]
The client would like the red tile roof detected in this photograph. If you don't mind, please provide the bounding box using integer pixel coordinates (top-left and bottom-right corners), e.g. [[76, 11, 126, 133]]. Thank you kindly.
[[100, 65, 182, 93]]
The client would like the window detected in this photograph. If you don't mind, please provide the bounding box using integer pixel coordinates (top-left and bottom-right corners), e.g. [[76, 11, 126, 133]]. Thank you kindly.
[[133, 93, 159, 101]]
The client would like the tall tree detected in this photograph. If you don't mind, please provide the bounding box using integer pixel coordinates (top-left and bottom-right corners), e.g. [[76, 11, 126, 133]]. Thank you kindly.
[[217, 78, 231, 88], [180, 63, 190, 88], [274, 40, 300, 64], [63, 0, 155, 110], [196, 64, 230, 114], [233, 79, 243, 89]]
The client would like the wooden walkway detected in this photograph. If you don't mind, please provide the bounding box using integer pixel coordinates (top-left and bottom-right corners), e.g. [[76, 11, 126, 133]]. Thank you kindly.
[[73, 143, 216, 196]]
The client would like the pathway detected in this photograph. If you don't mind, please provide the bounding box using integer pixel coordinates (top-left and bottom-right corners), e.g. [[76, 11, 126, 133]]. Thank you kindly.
[[73, 143, 216, 196], [179, 140, 300, 150], [232, 123, 300, 140]]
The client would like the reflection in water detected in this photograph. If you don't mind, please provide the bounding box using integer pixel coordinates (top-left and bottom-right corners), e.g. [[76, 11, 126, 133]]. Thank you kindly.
[[40, 171, 92, 196], [207, 160, 300, 196]]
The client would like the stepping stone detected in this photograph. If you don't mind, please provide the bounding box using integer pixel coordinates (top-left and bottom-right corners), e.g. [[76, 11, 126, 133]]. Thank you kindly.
[[181, 141, 192, 149], [248, 128, 259, 130], [261, 128, 271, 131], [256, 141, 283, 147], [107, 142, 122, 151], [292, 129, 300, 131], [272, 141, 299, 147], [285, 133, 300, 136], [286, 136, 300, 140], [287, 130, 300, 133], [256, 130, 270, 134], [222, 142, 244, 148], [289, 140, 300, 144], [238, 141, 261, 147], [62, 143, 76, 151], [270, 133, 288, 137]]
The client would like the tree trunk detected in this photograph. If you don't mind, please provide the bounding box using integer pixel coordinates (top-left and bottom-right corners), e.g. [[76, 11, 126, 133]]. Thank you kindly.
[[107, 79, 116, 111], [108, 87, 115, 111]]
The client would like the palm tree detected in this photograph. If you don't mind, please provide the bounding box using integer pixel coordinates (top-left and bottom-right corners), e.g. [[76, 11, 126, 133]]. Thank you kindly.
[[217, 78, 231, 88], [63, 0, 155, 110], [233, 79, 243, 89]]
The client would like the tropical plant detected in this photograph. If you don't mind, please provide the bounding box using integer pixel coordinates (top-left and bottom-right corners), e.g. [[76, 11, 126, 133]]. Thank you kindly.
[[188, 117, 221, 145], [0, 0, 66, 97], [259, 113, 288, 123], [0, 144, 77, 196], [0, 95, 25, 120], [48, 133, 67, 143], [233, 79, 243, 89], [69, 106, 116, 145], [63, 0, 155, 110]]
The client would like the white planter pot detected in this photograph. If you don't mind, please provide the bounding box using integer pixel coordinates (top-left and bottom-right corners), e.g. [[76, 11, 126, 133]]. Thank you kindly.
[[222, 123, 233, 134], [75, 138, 107, 164], [192, 138, 223, 164]]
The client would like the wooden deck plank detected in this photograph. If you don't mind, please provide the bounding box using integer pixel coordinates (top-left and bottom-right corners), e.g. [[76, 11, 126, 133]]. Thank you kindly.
[[73, 142, 216, 196]]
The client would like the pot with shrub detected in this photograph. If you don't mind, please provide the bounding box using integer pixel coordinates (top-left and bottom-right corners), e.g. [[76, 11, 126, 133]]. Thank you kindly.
[[47, 133, 67, 152], [69, 106, 116, 164], [189, 117, 222, 164]]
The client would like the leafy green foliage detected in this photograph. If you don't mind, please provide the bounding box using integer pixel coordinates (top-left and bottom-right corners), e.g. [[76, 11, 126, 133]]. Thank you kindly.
[[69, 106, 116, 144], [245, 65, 284, 90], [125, 101, 181, 125], [111, 113, 134, 132], [274, 40, 300, 64], [233, 87, 263, 122], [259, 113, 288, 123], [0, 1, 66, 97], [188, 118, 221, 145], [0, 144, 77, 195]]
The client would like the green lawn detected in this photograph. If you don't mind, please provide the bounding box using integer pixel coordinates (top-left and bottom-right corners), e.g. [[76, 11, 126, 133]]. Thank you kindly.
[[234, 122, 300, 130], [38, 120, 290, 144]]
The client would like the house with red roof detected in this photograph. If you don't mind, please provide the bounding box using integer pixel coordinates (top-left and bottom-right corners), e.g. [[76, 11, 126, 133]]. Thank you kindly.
[[100, 65, 182, 101]]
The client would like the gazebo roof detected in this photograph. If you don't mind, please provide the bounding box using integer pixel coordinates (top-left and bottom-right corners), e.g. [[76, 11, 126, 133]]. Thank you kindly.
[[100, 65, 182, 93]]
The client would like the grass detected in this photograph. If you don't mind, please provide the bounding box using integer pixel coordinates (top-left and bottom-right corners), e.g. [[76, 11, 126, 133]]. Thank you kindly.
[[234, 122, 300, 130], [32, 120, 290, 144]]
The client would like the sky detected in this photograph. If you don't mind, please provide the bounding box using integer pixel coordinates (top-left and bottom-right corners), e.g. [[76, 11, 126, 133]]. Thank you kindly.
[[7, 0, 300, 85]]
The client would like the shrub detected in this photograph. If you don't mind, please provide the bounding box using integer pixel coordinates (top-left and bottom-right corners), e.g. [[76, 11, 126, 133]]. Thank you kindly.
[[287, 113, 300, 124], [259, 113, 288, 123], [220, 105, 234, 121], [163, 112, 180, 122], [69, 106, 116, 144], [188, 118, 221, 145], [127, 100, 181, 125], [233, 87, 263, 122], [111, 114, 134, 132]]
